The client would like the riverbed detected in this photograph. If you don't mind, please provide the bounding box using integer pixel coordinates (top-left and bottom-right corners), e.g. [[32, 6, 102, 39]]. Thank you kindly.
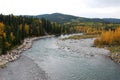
[[0, 35, 120, 80]]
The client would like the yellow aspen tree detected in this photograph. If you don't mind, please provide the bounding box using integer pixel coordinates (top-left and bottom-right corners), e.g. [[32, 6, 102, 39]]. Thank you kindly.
[[19, 24, 23, 31], [10, 32, 15, 41], [0, 22, 4, 36], [24, 24, 29, 34]]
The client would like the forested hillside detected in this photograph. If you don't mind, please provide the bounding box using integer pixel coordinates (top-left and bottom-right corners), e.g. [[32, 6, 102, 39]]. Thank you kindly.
[[36, 13, 79, 24], [36, 13, 120, 24], [1, 13, 120, 55], [0, 14, 64, 54]]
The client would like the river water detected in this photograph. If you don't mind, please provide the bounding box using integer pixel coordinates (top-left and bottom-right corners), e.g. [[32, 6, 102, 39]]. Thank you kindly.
[[24, 35, 120, 80]]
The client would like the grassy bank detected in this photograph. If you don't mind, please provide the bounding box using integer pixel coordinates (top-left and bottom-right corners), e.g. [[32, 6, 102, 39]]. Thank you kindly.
[[62, 34, 98, 40], [93, 45, 120, 63], [106, 46, 120, 63]]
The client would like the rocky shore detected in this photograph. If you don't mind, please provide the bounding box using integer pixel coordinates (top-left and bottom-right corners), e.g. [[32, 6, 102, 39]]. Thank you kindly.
[[0, 35, 54, 68], [57, 38, 110, 57], [58, 37, 120, 64], [110, 53, 120, 63], [0, 55, 48, 80]]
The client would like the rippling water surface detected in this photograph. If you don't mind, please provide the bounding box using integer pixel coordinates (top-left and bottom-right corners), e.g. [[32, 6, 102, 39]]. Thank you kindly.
[[24, 36, 120, 80]]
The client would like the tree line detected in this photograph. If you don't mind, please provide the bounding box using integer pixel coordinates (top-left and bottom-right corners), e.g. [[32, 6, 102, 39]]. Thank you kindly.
[[0, 14, 72, 54], [1, 14, 119, 55]]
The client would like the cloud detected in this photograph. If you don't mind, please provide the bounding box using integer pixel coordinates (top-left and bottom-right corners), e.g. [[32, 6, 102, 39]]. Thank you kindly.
[[0, 0, 120, 18], [84, 0, 120, 8]]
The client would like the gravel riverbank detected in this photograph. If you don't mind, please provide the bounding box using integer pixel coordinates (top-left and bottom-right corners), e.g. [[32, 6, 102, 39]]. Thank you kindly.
[[0, 35, 54, 80], [0, 55, 48, 80], [57, 38, 110, 57], [0, 35, 54, 67]]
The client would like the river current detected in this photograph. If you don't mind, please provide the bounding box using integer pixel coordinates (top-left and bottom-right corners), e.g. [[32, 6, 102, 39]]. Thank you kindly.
[[24, 35, 120, 80]]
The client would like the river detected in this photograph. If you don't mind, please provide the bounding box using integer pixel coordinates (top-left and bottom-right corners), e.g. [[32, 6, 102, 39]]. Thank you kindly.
[[23, 35, 120, 80]]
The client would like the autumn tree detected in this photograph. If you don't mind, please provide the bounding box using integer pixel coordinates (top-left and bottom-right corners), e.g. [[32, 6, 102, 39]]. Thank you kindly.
[[0, 23, 6, 54]]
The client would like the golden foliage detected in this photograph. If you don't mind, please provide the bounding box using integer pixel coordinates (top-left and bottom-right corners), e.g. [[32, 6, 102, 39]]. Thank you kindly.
[[5, 42, 11, 48], [3, 32, 6, 38], [10, 32, 15, 41], [114, 27, 120, 42], [24, 24, 29, 34], [0, 22, 4, 36], [94, 27, 120, 46], [70, 26, 103, 35], [19, 24, 23, 30]]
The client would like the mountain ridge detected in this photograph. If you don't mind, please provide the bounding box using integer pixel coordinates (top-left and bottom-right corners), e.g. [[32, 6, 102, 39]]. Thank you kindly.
[[36, 13, 120, 24]]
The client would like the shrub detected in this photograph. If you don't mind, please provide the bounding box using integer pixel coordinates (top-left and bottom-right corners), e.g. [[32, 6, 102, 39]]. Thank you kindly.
[[94, 27, 120, 46]]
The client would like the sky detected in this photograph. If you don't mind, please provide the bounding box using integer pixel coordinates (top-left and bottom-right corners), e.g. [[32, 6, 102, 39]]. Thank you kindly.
[[0, 0, 120, 18]]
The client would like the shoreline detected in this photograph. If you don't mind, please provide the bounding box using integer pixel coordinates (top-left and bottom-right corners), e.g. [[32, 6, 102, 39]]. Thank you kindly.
[[0, 35, 54, 68], [60, 34, 120, 64], [0, 54, 48, 80], [110, 53, 120, 63], [57, 38, 110, 57]]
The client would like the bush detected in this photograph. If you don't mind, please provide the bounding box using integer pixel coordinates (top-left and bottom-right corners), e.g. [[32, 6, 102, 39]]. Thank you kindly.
[[94, 27, 120, 46]]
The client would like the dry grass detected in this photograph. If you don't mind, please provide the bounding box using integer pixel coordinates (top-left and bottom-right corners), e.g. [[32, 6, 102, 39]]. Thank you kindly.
[[108, 46, 120, 53], [62, 34, 98, 40]]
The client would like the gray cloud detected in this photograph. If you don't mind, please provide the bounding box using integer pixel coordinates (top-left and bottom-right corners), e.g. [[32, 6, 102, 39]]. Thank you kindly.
[[84, 0, 120, 8]]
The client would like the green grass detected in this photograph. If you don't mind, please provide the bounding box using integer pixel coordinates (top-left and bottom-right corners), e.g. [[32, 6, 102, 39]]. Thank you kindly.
[[62, 34, 98, 40], [108, 46, 120, 53], [95, 43, 120, 53]]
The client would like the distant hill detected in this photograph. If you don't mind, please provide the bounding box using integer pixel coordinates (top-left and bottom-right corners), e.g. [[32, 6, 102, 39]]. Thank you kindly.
[[103, 18, 120, 23], [35, 13, 120, 24], [36, 13, 79, 23]]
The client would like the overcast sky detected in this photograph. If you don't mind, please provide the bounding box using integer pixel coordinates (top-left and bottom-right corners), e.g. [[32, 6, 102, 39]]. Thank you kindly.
[[0, 0, 120, 18]]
